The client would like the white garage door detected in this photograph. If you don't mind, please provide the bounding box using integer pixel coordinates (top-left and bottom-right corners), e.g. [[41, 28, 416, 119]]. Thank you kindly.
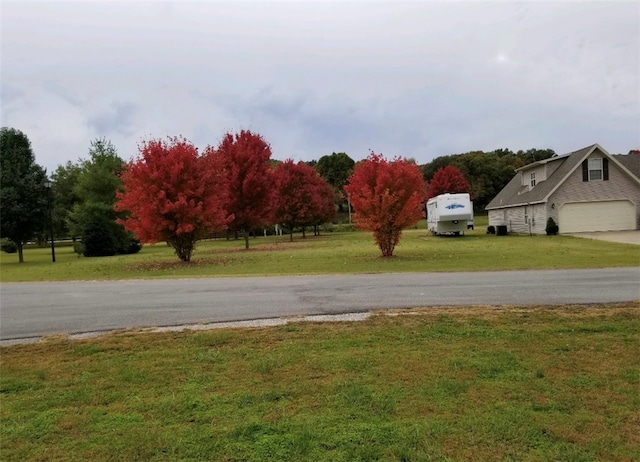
[[559, 200, 636, 233]]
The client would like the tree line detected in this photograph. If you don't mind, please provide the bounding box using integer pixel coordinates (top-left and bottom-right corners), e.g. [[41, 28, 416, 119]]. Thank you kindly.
[[1, 124, 556, 262], [421, 148, 556, 211]]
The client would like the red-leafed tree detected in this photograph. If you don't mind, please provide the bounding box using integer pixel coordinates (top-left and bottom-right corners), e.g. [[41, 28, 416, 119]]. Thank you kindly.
[[273, 160, 335, 241], [344, 152, 425, 257], [216, 130, 275, 249], [308, 176, 337, 236], [115, 136, 229, 262], [427, 165, 471, 199]]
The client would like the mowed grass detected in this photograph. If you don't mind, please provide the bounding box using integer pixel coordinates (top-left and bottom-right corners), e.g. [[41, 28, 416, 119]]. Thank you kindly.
[[1, 218, 639, 281], [1, 304, 639, 461]]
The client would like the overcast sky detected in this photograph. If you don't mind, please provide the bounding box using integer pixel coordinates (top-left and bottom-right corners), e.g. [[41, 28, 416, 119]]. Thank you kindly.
[[1, 0, 638, 174]]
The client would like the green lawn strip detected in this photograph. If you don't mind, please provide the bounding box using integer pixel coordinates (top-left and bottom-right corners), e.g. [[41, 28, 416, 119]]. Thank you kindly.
[[1, 305, 638, 461], [2, 222, 639, 282]]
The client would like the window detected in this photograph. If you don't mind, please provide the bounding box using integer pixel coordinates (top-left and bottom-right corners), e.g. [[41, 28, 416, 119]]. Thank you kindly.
[[582, 157, 609, 182], [589, 158, 602, 180], [530, 172, 536, 187]]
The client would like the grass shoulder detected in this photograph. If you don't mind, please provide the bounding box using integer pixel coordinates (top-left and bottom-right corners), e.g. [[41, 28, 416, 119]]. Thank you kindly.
[[1, 224, 638, 282], [1, 303, 638, 461]]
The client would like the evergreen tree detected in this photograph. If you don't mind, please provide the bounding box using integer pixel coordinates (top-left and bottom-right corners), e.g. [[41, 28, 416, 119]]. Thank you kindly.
[[0, 127, 48, 263]]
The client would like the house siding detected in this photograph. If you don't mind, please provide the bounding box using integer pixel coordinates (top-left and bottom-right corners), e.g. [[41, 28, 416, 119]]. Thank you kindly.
[[521, 166, 547, 188], [488, 203, 547, 234], [548, 152, 640, 230]]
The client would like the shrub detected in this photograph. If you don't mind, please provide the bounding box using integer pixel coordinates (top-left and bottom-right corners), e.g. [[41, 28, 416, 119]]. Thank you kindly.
[[81, 217, 141, 257], [546, 217, 559, 235], [1, 238, 18, 253], [73, 241, 85, 258], [119, 238, 142, 255], [82, 219, 117, 257]]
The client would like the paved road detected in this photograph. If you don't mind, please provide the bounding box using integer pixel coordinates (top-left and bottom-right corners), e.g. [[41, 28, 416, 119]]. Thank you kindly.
[[1, 268, 639, 341]]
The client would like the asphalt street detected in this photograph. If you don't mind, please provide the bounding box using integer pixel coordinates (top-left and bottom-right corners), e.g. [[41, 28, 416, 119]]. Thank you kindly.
[[1, 267, 639, 341]]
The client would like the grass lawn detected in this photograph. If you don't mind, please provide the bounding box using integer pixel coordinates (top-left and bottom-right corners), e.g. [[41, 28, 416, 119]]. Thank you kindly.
[[1, 304, 638, 461], [1, 218, 639, 282]]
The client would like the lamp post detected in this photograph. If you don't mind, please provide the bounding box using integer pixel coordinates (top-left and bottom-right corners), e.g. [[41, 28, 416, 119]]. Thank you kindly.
[[44, 180, 56, 263]]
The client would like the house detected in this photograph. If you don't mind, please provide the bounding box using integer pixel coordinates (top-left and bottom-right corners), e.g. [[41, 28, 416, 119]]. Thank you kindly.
[[485, 144, 640, 234]]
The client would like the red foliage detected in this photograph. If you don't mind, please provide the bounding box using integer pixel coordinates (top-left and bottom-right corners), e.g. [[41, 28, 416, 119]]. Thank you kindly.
[[308, 175, 337, 235], [115, 136, 229, 262], [427, 165, 471, 199], [344, 152, 425, 257], [273, 160, 336, 240], [215, 130, 275, 249]]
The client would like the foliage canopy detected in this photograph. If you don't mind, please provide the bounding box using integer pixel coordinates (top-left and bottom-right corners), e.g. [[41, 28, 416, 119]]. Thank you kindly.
[[345, 152, 425, 257], [116, 136, 229, 262], [427, 165, 471, 199], [0, 127, 48, 263], [216, 130, 275, 249], [273, 160, 335, 240]]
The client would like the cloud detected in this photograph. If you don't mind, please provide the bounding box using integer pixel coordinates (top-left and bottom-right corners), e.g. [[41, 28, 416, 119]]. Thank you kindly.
[[1, 0, 638, 174], [88, 101, 138, 138]]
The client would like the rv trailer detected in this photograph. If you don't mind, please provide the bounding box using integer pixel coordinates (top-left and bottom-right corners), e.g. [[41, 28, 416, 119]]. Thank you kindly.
[[427, 193, 473, 236]]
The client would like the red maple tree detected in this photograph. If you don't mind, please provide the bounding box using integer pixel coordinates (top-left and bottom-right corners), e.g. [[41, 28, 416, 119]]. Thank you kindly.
[[215, 130, 275, 249], [308, 175, 337, 236], [273, 160, 335, 240], [427, 165, 471, 199], [344, 152, 425, 257], [115, 136, 229, 262]]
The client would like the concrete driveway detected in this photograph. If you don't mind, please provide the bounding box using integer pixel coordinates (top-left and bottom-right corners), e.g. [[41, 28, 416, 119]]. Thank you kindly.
[[569, 230, 640, 245]]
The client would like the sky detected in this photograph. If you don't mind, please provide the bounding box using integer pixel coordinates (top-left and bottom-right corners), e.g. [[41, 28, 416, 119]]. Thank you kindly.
[[1, 0, 639, 174]]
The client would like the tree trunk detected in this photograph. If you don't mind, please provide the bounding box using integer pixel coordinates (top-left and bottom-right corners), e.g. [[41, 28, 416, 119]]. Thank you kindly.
[[17, 242, 24, 263], [244, 229, 250, 249], [302, 227, 306, 238]]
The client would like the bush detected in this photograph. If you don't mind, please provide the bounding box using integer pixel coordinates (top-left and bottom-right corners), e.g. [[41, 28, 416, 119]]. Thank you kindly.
[[1, 238, 18, 253], [73, 241, 85, 258], [81, 218, 142, 257], [546, 217, 559, 235], [119, 238, 142, 255], [82, 219, 117, 257]]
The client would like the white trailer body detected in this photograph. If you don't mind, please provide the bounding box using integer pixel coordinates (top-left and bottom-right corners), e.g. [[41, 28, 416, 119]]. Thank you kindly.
[[427, 193, 473, 235]]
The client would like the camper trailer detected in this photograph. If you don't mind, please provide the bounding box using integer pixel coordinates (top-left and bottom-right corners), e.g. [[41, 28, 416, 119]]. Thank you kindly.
[[427, 193, 473, 236]]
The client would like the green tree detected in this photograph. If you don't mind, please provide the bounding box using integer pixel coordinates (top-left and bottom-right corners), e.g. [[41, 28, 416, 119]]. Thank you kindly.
[[516, 148, 556, 164], [315, 152, 355, 213], [0, 127, 48, 263], [51, 161, 82, 240], [68, 139, 134, 256]]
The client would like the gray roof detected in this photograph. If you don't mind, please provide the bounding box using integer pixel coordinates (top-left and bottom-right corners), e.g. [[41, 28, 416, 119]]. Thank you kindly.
[[614, 153, 640, 179], [486, 144, 621, 210]]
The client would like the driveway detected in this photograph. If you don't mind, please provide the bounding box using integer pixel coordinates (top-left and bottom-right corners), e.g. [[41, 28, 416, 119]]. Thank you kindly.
[[569, 230, 640, 245]]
